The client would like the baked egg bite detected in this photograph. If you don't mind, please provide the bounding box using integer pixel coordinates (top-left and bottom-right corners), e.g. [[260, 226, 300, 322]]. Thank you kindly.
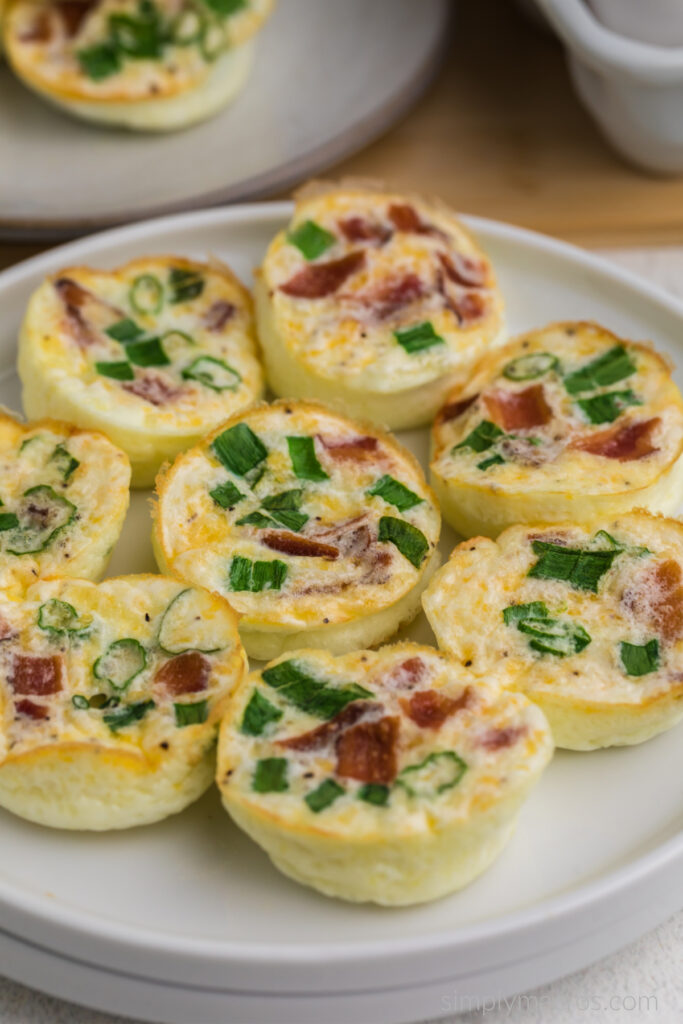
[[18, 255, 264, 488], [0, 411, 130, 597], [254, 184, 505, 430], [0, 574, 246, 829], [423, 512, 683, 751], [430, 321, 683, 539], [217, 643, 553, 905], [4, 0, 274, 131], [153, 400, 441, 660]]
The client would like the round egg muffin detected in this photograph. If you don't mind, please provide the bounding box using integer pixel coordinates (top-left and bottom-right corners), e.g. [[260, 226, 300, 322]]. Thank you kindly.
[[0, 574, 246, 829], [254, 184, 505, 430], [423, 512, 683, 750], [153, 400, 441, 660], [0, 412, 130, 597], [217, 643, 553, 905], [4, 0, 274, 131], [18, 255, 264, 487], [431, 321, 683, 538]]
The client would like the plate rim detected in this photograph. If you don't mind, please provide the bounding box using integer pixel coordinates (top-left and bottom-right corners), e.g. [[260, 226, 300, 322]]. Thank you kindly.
[[0, 200, 681, 971]]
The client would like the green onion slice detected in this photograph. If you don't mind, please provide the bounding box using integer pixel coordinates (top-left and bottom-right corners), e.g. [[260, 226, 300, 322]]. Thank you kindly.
[[503, 352, 559, 381], [169, 267, 205, 303], [261, 659, 372, 719], [397, 751, 467, 798], [4, 486, 75, 555], [305, 779, 345, 813], [130, 274, 163, 315], [286, 435, 329, 481], [202, 0, 248, 15], [103, 699, 155, 732], [209, 479, 244, 508], [287, 220, 336, 261], [394, 321, 445, 354], [50, 443, 79, 481], [477, 453, 505, 471], [452, 420, 504, 454], [240, 689, 283, 736], [93, 638, 146, 692], [518, 617, 592, 657], [620, 639, 659, 677], [252, 757, 288, 793], [358, 783, 390, 806], [260, 489, 308, 532], [228, 556, 287, 592], [77, 43, 121, 81], [212, 423, 267, 476], [157, 587, 223, 654], [174, 700, 209, 727], [182, 355, 241, 392], [105, 318, 144, 343], [96, 360, 134, 381], [564, 345, 636, 395], [528, 540, 619, 592], [378, 516, 429, 568], [367, 475, 423, 512], [0, 512, 19, 531], [577, 389, 641, 425], [502, 601, 549, 625], [38, 599, 91, 637], [125, 337, 170, 367], [72, 695, 90, 710]]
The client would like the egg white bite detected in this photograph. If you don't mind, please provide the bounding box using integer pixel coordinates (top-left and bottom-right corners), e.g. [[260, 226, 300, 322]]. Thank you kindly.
[[217, 643, 553, 905], [18, 255, 264, 488], [0, 411, 130, 597], [430, 321, 683, 539], [254, 184, 505, 430], [423, 512, 683, 751], [153, 400, 441, 660], [4, 0, 274, 131], [0, 574, 246, 829]]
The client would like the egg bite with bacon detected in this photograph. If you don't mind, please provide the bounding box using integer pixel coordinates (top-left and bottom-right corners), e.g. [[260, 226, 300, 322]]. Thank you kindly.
[[153, 400, 441, 660], [0, 412, 130, 597], [217, 643, 553, 905], [423, 512, 683, 750], [254, 184, 505, 430], [0, 574, 246, 829], [4, 0, 274, 131], [430, 321, 683, 539], [18, 255, 264, 487]]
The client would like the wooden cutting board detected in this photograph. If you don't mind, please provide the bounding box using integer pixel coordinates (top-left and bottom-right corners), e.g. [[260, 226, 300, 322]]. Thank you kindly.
[[3, 0, 683, 272]]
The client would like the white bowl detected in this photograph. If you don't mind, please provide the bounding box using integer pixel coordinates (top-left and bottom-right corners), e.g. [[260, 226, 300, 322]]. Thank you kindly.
[[590, 0, 683, 47]]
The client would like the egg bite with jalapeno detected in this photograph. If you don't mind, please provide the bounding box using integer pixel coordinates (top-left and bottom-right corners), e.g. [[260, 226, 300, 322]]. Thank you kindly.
[[0, 412, 130, 597], [4, 0, 274, 131], [0, 574, 246, 829], [423, 512, 683, 750], [217, 643, 553, 905], [254, 184, 505, 430], [430, 321, 683, 539], [153, 400, 441, 660], [18, 255, 264, 488]]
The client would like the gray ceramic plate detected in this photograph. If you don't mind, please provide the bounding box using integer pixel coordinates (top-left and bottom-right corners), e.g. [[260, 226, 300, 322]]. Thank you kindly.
[[0, 0, 450, 240]]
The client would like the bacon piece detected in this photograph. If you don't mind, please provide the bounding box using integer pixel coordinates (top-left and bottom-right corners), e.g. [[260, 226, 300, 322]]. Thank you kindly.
[[57, 1, 96, 37], [54, 276, 124, 349], [204, 300, 235, 332], [0, 615, 15, 642], [338, 217, 391, 245], [317, 434, 379, 463], [387, 203, 447, 241], [54, 277, 91, 310], [15, 698, 50, 721], [278, 701, 383, 751], [280, 252, 365, 299], [438, 251, 487, 288], [571, 418, 660, 462], [438, 393, 479, 424], [402, 687, 471, 729], [336, 716, 399, 784], [479, 725, 526, 750], [155, 652, 210, 697], [377, 656, 429, 691], [350, 272, 427, 321], [447, 290, 488, 326], [20, 10, 53, 42], [623, 559, 683, 643], [262, 531, 339, 559], [123, 374, 183, 406], [484, 385, 552, 431], [9, 655, 62, 696]]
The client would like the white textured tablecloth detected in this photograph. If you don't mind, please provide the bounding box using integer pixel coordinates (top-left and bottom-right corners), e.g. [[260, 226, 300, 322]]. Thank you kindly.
[[1, 246, 682, 1024]]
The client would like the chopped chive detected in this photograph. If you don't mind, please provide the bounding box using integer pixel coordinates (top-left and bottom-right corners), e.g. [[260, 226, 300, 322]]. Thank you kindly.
[[528, 541, 619, 592], [394, 321, 445, 354], [96, 360, 134, 381], [359, 783, 390, 806], [38, 599, 90, 637], [261, 489, 308, 532], [105, 318, 144, 342], [502, 602, 549, 626], [518, 617, 592, 657], [378, 516, 429, 568], [103, 699, 155, 733], [577, 389, 641, 425], [367, 475, 423, 512], [50, 444, 79, 481], [174, 700, 208, 727], [182, 356, 241, 392], [477, 453, 505, 470], [71, 694, 90, 710], [236, 511, 276, 528], [287, 220, 336, 260], [240, 689, 283, 736], [212, 423, 267, 476], [228, 556, 287, 592], [452, 420, 504, 454], [620, 639, 659, 677], [503, 352, 559, 381], [0, 512, 19, 531], [564, 345, 636, 395], [109, 10, 163, 59], [125, 337, 169, 367], [130, 274, 163, 315], [252, 757, 288, 793], [5, 486, 75, 555], [209, 480, 244, 508], [286, 436, 329, 481], [89, 692, 115, 710], [169, 267, 204, 304], [93, 638, 146, 692], [261, 659, 372, 719], [77, 43, 121, 81], [305, 779, 344, 813], [397, 751, 467, 798]]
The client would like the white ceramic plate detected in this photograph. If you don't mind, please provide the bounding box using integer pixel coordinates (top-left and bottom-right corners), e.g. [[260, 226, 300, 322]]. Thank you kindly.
[[0, 0, 449, 241], [0, 204, 681, 1024]]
